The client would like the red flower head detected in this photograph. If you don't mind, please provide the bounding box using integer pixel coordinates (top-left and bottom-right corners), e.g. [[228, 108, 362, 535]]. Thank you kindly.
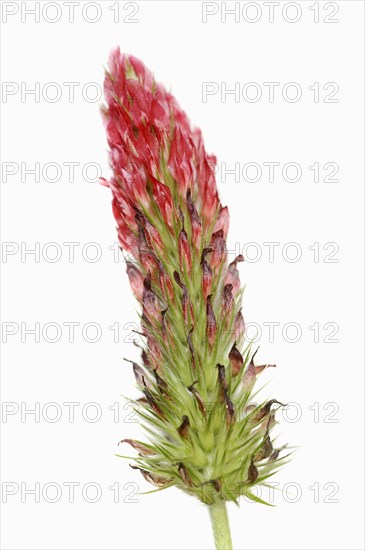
[[101, 49, 286, 517]]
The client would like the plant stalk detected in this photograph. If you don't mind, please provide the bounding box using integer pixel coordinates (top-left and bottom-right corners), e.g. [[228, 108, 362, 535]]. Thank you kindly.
[[208, 500, 233, 550]]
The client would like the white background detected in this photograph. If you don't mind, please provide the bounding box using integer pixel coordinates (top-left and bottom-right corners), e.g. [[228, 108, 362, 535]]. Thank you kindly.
[[1, 1, 364, 549]]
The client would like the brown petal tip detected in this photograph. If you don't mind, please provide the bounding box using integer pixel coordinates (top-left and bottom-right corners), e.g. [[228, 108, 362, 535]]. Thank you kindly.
[[177, 415, 190, 438]]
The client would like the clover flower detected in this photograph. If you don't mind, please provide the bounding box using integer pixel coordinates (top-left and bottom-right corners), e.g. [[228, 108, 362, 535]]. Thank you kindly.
[[101, 48, 289, 550]]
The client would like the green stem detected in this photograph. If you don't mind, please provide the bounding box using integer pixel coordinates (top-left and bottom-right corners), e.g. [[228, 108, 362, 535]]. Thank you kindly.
[[208, 500, 233, 550]]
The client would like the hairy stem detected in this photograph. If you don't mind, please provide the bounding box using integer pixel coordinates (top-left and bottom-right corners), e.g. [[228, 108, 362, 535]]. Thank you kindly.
[[208, 500, 233, 550]]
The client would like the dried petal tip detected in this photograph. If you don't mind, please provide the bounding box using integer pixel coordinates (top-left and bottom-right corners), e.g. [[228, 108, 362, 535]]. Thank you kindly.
[[234, 309, 246, 341], [213, 206, 230, 238], [177, 415, 190, 438], [206, 295, 217, 348], [173, 270, 192, 325], [186, 190, 202, 251], [187, 327, 197, 372], [210, 230, 226, 268], [254, 435, 273, 462], [225, 254, 244, 296], [224, 392, 236, 425], [143, 384, 165, 418], [120, 439, 155, 456], [178, 228, 192, 274], [270, 444, 288, 462], [142, 272, 162, 323], [222, 283, 234, 318], [211, 479, 222, 492], [201, 248, 213, 299], [153, 368, 169, 395], [126, 262, 144, 301], [229, 343, 244, 376], [243, 348, 276, 389], [217, 363, 227, 397], [124, 357, 151, 388], [188, 381, 206, 416], [253, 399, 286, 423], [246, 458, 258, 484], [178, 462, 193, 487], [130, 465, 172, 487]]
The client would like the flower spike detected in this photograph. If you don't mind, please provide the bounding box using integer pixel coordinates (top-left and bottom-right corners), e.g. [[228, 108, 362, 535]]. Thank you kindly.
[[101, 48, 289, 550]]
